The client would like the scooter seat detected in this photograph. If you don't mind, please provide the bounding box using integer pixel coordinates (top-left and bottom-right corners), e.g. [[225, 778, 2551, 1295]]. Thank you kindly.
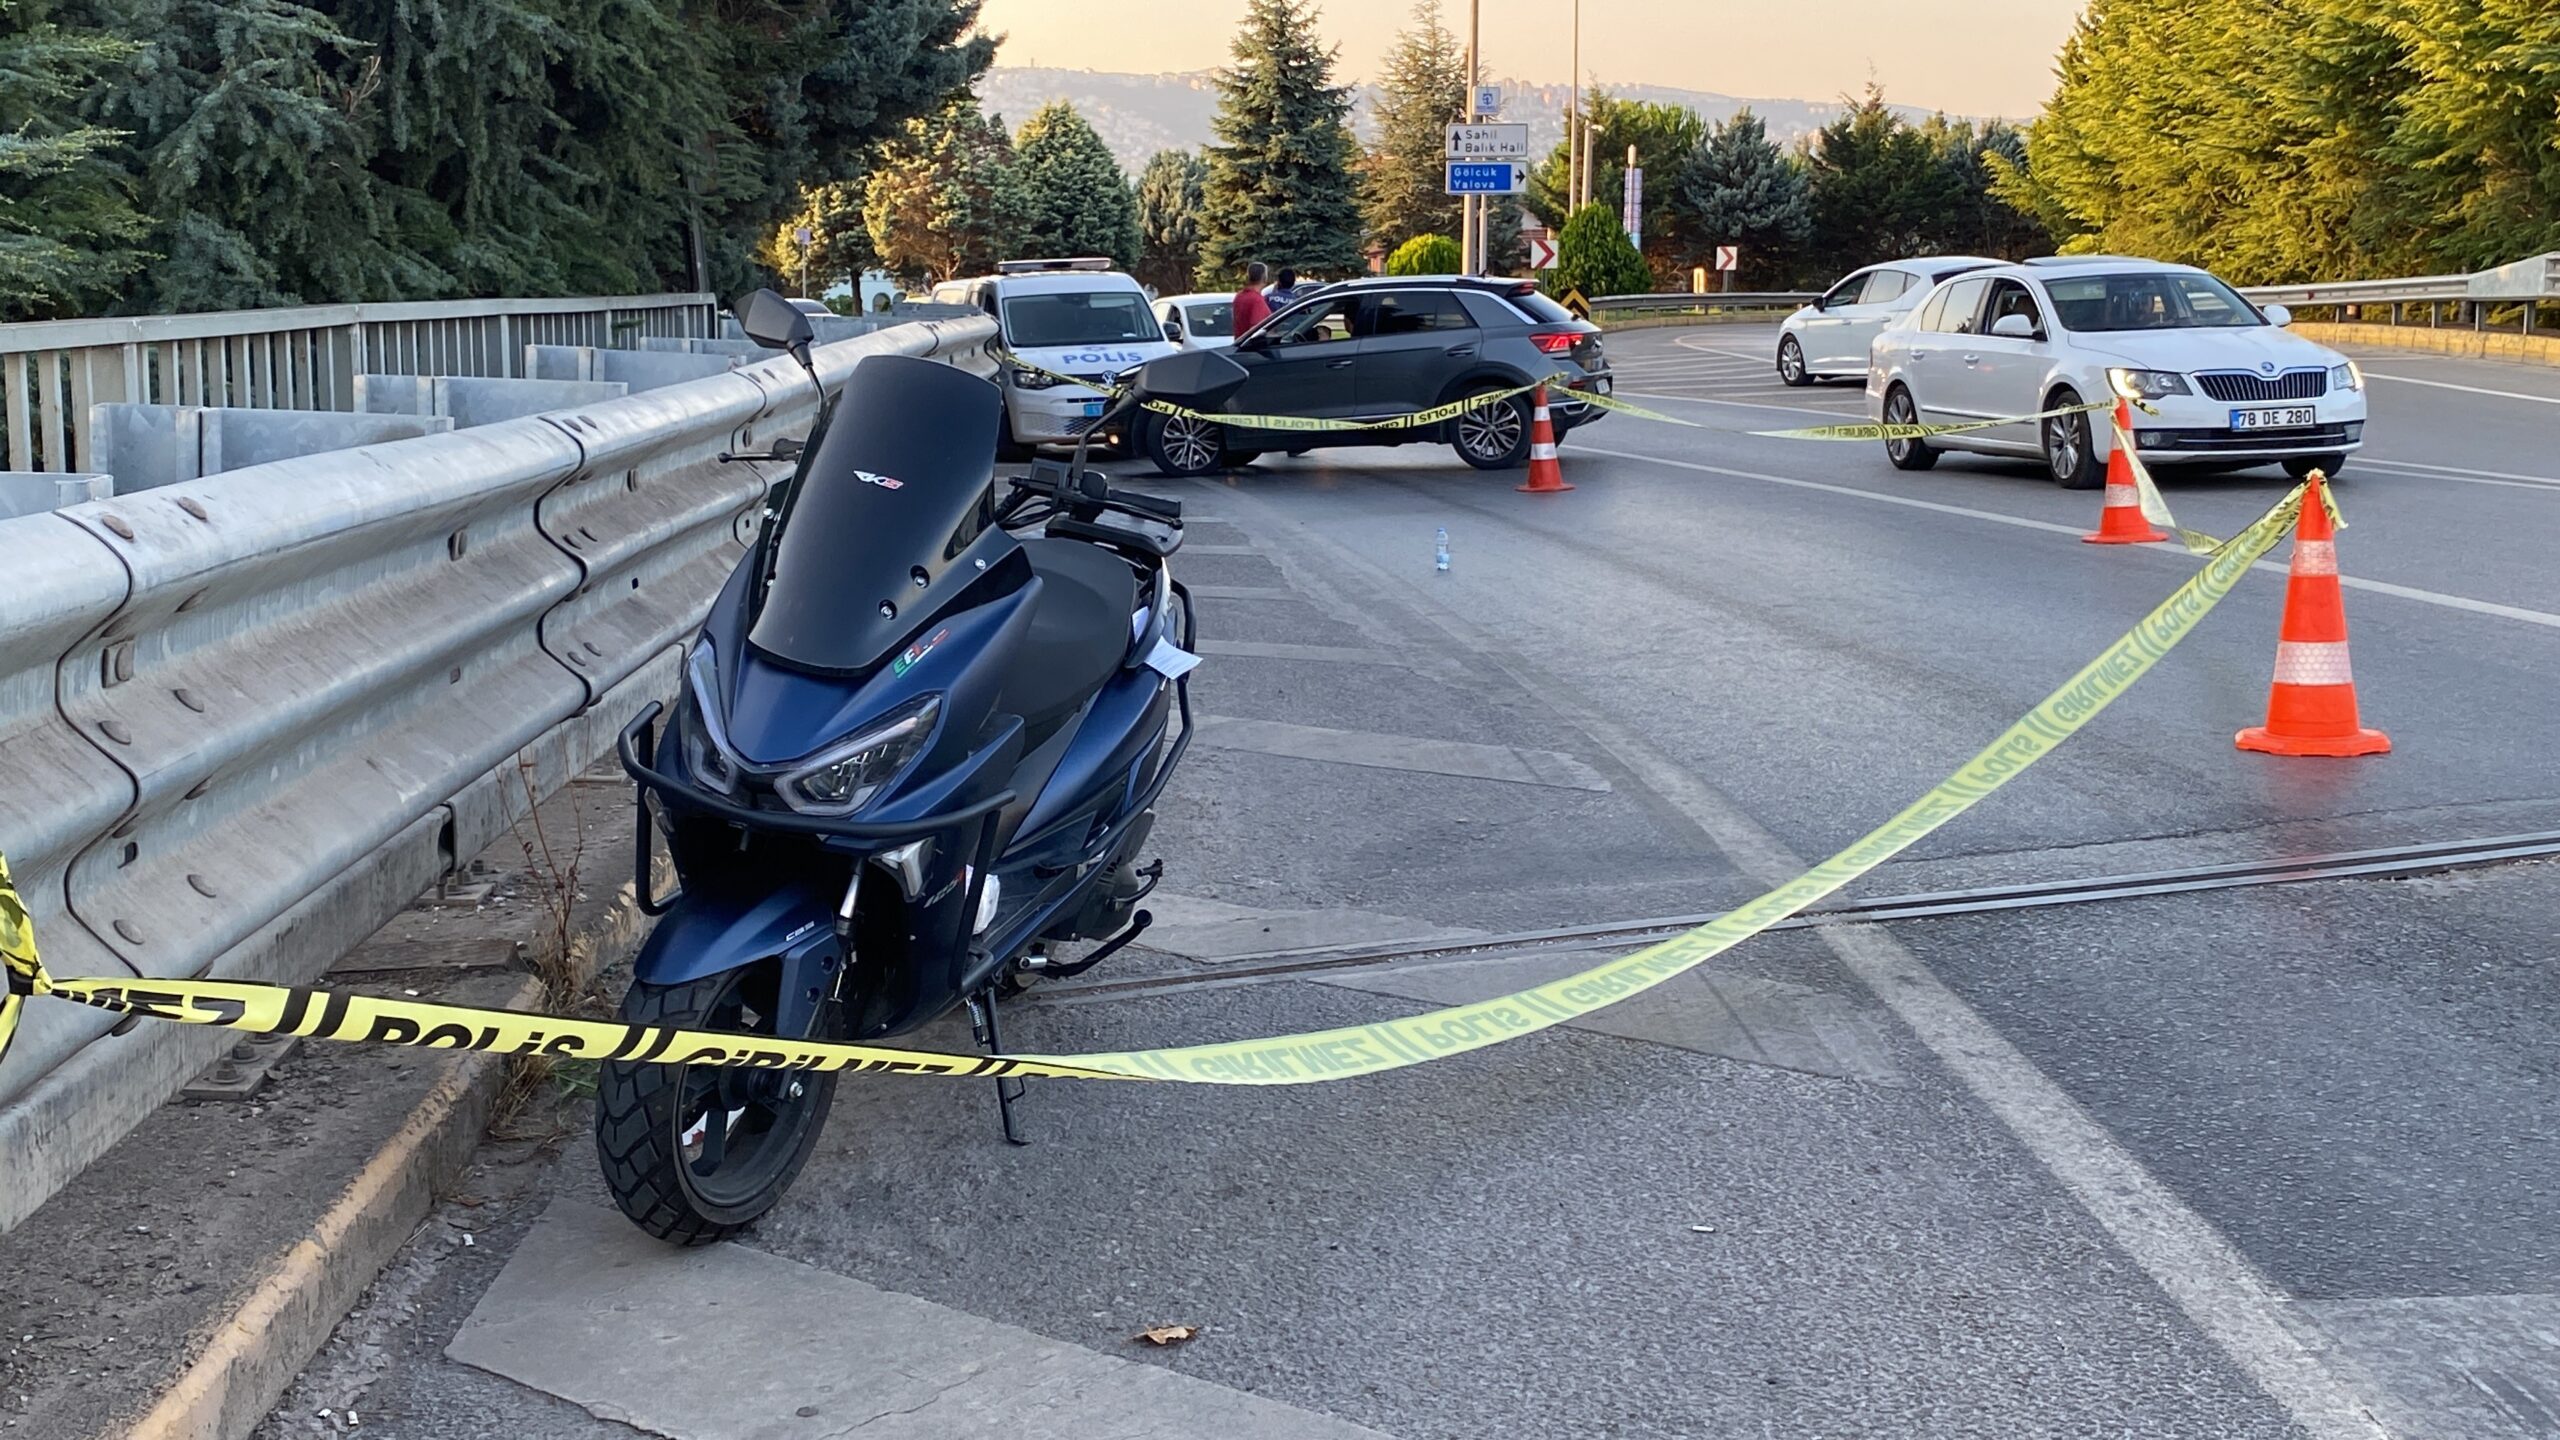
[[1007, 538, 1140, 736]]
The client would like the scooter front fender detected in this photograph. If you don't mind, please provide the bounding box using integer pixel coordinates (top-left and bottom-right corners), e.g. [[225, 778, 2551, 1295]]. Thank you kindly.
[[631, 876, 841, 1040]]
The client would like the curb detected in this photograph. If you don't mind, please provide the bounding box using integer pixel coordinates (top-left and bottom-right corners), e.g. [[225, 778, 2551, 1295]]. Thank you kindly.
[[123, 875, 653, 1440], [2293, 320, 2560, 369]]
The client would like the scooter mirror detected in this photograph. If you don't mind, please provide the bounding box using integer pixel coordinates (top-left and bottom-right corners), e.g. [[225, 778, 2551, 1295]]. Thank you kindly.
[[736, 288, 816, 354], [1131, 348, 1250, 411]]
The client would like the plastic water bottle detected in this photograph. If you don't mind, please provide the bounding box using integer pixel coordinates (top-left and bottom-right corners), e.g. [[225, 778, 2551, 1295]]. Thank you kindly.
[[1434, 527, 1451, 574]]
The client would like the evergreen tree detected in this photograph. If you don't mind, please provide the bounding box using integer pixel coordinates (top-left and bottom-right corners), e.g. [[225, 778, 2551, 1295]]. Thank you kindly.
[[2372, 0, 2560, 271], [1927, 119, 2046, 260], [84, 0, 454, 309], [1360, 0, 1463, 252], [863, 96, 1026, 283], [1672, 109, 1810, 289], [1195, 0, 1365, 286], [1805, 85, 1961, 272], [766, 180, 874, 296], [1523, 92, 1703, 276], [1385, 233, 1460, 275], [1133, 147, 1207, 294], [1549, 201, 1649, 298], [0, 0, 148, 319], [1013, 101, 1140, 268], [1482, 197, 1525, 274]]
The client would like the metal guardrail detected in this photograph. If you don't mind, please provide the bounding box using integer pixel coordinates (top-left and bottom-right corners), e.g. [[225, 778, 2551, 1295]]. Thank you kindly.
[[0, 313, 998, 1232], [2238, 252, 2558, 334], [0, 293, 719, 475], [1590, 291, 1816, 317]]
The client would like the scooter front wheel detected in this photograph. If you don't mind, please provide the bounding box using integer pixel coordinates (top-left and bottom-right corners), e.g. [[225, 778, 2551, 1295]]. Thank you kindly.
[[594, 968, 836, 1245]]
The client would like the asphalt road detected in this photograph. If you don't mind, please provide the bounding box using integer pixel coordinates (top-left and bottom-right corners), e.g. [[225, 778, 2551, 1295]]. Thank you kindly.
[[264, 324, 2560, 1440]]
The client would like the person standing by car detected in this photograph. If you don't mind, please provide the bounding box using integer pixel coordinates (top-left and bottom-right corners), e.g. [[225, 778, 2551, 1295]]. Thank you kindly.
[[1266, 266, 1309, 310], [1232, 262, 1272, 335]]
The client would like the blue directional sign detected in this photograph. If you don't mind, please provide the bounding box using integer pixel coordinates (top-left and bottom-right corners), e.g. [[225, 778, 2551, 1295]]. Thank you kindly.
[[1444, 162, 1523, 195]]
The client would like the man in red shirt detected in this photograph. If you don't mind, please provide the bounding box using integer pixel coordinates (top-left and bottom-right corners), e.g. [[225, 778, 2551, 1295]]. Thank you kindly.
[[1231, 262, 1271, 335]]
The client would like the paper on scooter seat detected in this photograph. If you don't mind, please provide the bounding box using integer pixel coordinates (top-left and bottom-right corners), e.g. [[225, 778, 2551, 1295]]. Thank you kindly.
[[1144, 634, 1201, 679]]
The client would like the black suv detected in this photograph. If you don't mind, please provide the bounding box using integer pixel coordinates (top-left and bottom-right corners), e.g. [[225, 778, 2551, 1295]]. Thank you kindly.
[[1140, 276, 1611, 476]]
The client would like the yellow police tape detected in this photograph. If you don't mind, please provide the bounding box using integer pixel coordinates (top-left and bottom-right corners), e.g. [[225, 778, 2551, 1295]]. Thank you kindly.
[[0, 482, 2313, 1085], [997, 352, 1548, 436]]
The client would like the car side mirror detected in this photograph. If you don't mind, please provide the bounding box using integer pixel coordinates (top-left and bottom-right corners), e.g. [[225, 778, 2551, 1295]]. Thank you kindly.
[[1163, 320, 1184, 342], [736, 288, 815, 354], [1991, 314, 2038, 340], [2262, 303, 2292, 328]]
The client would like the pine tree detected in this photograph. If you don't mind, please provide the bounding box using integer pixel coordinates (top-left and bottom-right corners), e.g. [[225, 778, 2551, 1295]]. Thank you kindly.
[[1805, 85, 1961, 272], [1482, 198, 1525, 274], [1133, 148, 1207, 294], [1360, 0, 1463, 252], [864, 96, 1026, 284], [0, 0, 148, 319], [766, 180, 874, 297], [1014, 102, 1140, 268], [1523, 92, 1703, 277], [1195, 0, 1365, 286], [1672, 109, 1810, 288]]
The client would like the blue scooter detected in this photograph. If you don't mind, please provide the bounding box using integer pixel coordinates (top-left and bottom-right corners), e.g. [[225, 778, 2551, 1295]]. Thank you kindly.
[[604, 290, 1250, 1243]]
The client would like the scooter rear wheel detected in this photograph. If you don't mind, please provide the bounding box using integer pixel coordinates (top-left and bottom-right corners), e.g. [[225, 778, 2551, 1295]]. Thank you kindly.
[[594, 968, 836, 1245]]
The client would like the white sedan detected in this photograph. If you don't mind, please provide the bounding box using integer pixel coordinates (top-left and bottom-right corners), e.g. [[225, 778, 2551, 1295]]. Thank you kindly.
[[1778, 256, 1996, 384], [1866, 257, 2368, 488], [1156, 293, 1239, 351]]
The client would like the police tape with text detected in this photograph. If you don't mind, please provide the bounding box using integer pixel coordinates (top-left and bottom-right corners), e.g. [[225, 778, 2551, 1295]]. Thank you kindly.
[[0, 482, 2319, 1086]]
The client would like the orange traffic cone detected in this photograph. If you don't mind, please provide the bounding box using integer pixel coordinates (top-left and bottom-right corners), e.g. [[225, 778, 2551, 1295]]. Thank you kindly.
[[2237, 473, 2389, 757], [2082, 399, 2167, 544], [1517, 386, 1572, 494]]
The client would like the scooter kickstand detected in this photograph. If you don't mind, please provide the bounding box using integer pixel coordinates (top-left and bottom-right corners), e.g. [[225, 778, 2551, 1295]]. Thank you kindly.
[[967, 988, 1029, 1147]]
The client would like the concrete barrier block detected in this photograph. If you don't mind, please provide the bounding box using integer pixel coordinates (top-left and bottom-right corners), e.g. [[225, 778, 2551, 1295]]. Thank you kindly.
[[198, 408, 456, 475], [593, 350, 738, 393], [427, 376, 628, 428], [523, 344, 600, 382], [0, 472, 112, 520], [353, 373, 431, 414], [88, 403, 192, 491]]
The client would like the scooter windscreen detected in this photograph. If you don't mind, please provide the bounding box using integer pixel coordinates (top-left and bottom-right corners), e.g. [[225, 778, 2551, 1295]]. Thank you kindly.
[[748, 354, 1010, 674]]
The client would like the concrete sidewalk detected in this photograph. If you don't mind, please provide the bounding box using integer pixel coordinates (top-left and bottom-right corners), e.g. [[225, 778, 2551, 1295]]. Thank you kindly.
[[0, 777, 649, 1440]]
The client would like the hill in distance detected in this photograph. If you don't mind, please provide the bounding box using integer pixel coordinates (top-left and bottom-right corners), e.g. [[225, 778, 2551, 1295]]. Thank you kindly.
[[975, 66, 1954, 173]]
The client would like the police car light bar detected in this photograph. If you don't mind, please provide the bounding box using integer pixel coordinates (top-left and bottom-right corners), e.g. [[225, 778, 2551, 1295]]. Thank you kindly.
[[994, 257, 1118, 274]]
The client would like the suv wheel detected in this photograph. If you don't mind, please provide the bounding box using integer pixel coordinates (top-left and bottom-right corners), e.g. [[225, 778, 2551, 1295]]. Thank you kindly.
[[2043, 390, 2104, 490], [1145, 411, 1227, 477], [1777, 337, 1811, 387], [1883, 385, 1937, 471], [1452, 389, 1533, 470]]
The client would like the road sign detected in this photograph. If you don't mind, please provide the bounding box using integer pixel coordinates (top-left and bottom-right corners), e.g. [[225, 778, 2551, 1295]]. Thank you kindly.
[[1474, 84, 1504, 116], [1715, 245, 1739, 271], [1560, 288, 1591, 321], [1527, 235, 1558, 270], [795, 225, 813, 246], [1445, 162, 1524, 195], [1622, 167, 1643, 251], [1445, 123, 1532, 160]]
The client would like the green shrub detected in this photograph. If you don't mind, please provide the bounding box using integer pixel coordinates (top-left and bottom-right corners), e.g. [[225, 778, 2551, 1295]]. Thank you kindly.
[[1384, 233, 1463, 276], [1549, 203, 1652, 300]]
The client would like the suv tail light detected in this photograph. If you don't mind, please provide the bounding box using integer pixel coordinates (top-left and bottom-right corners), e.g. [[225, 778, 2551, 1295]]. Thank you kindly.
[[1530, 330, 1580, 356]]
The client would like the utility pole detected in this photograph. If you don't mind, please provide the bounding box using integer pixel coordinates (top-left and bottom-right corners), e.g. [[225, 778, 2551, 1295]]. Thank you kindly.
[[1462, 0, 1481, 275], [1567, 0, 1580, 215]]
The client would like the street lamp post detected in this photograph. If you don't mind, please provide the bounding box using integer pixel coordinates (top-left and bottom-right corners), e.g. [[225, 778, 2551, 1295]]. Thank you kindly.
[[1567, 0, 1580, 213], [1462, 0, 1481, 275]]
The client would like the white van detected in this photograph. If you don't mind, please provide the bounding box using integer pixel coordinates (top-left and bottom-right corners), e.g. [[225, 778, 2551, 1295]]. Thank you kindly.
[[930, 258, 1179, 455]]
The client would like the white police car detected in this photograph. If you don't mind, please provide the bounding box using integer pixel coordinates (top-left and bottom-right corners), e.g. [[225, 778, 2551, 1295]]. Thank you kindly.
[[930, 258, 1179, 456]]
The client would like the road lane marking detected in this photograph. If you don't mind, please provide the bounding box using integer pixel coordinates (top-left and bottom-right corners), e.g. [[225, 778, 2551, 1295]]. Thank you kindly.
[[2354, 457, 2560, 491], [1581, 444, 2560, 632], [1219, 499, 2393, 1440], [2365, 372, 2560, 405], [1614, 391, 1870, 422]]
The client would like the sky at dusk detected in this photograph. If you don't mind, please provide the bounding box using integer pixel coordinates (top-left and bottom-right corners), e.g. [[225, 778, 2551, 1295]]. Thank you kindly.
[[973, 0, 2085, 119]]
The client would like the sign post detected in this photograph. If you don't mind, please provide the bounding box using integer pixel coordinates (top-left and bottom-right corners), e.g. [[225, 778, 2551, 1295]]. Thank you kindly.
[[1621, 158, 1643, 253]]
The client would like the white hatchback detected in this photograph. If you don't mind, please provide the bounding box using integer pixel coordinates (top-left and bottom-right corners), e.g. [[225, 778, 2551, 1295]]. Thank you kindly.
[[1778, 256, 1997, 384], [1155, 293, 1239, 351], [1866, 257, 2368, 488]]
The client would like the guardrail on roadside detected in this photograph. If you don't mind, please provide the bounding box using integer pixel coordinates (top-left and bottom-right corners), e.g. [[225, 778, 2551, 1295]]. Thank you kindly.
[[0, 313, 998, 1233], [2238, 251, 2559, 333], [1588, 291, 1816, 320], [0, 293, 721, 475]]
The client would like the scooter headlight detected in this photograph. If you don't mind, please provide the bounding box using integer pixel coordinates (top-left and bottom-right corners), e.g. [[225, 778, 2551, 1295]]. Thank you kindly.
[[680, 642, 738, 796], [773, 696, 941, 816]]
